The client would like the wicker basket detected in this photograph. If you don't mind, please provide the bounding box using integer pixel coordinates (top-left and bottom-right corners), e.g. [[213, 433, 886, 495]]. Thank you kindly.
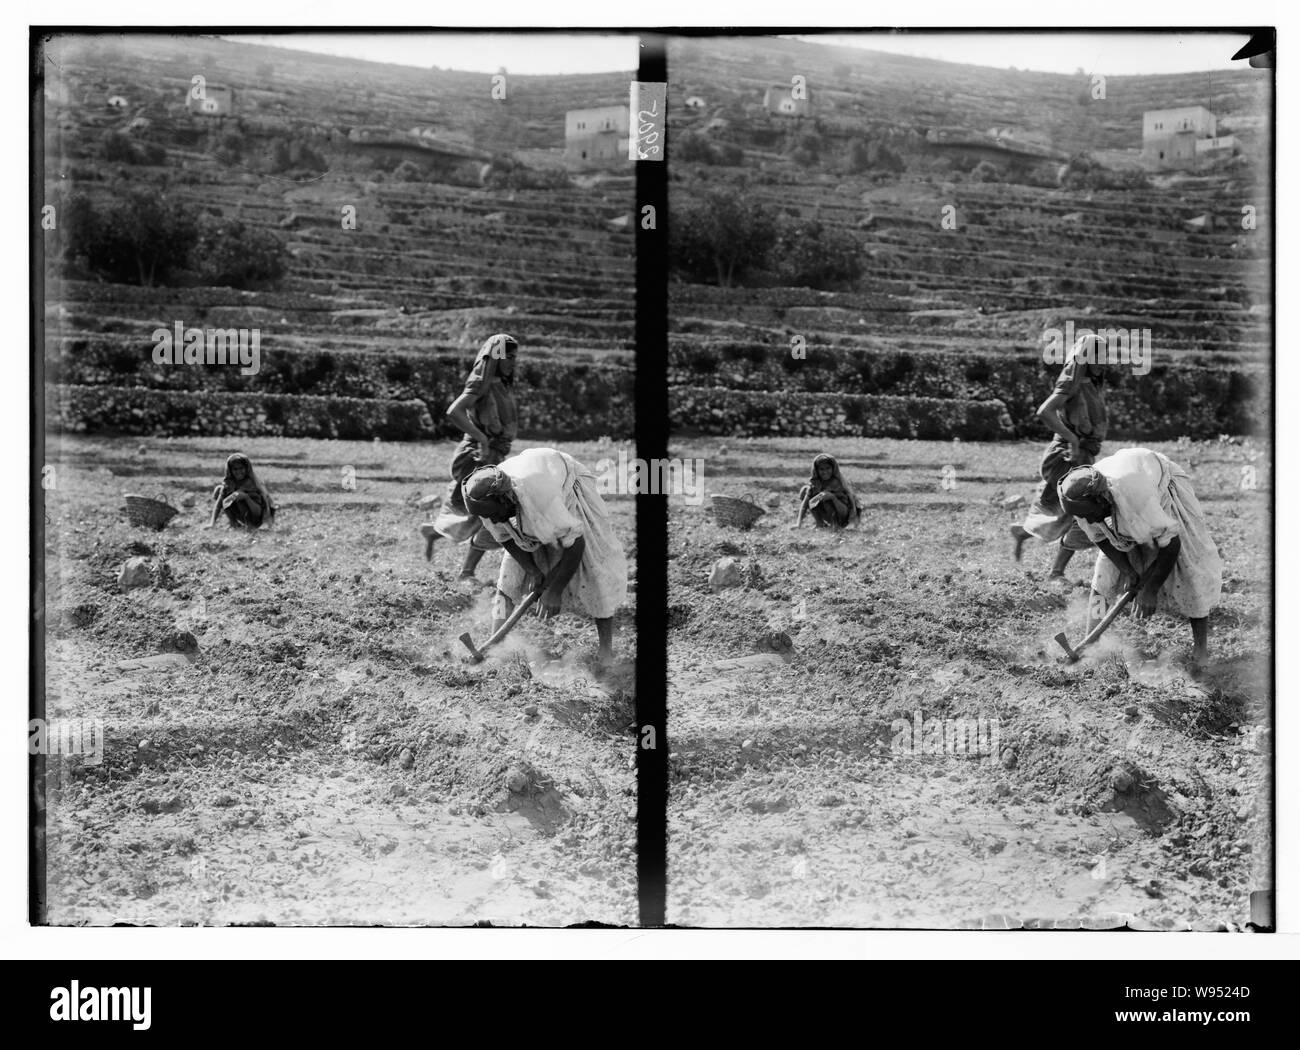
[[711, 493, 766, 530], [124, 493, 179, 530]]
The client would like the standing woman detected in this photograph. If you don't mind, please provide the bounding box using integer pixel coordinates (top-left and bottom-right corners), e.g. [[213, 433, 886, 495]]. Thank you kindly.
[[1011, 333, 1114, 579], [1058, 448, 1222, 661], [461, 448, 628, 663], [420, 333, 519, 577]]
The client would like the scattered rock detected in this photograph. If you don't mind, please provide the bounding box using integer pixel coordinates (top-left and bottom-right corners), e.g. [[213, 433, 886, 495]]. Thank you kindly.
[[179, 494, 197, 509], [506, 767, 529, 794], [65, 602, 99, 628], [1002, 494, 1026, 510], [160, 628, 198, 653], [818, 793, 844, 807], [213, 793, 237, 807], [118, 557, 152, 591], [741, 738, 754, 750], [140, 792, 183, 814], [1111, 769, 1133, 793], [523, 704, 539, 719], [1000, 747, 1018, 770], [398, 748, 414, 770], [756, 629, 793, 654], [708, 557, 743, 590]]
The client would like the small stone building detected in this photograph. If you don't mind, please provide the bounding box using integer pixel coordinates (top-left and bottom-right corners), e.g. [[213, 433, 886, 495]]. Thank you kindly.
[[764, 83, 812, 118], [186, 84, 235, 118], [564, 105, 629, 165]]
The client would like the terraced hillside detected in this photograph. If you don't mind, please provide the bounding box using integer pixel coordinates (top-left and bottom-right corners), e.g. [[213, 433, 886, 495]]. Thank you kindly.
[[667, 36, 1272, 439], [40, 33, 636, 439]]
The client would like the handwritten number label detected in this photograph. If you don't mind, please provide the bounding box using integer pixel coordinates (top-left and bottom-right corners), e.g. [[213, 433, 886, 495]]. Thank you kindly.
[[629, 82, 665, 162]]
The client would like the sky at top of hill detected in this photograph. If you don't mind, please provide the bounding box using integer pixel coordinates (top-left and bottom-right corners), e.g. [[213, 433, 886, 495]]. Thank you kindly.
[[222, 33, 640, 76], [788, 31, 1261, 76]]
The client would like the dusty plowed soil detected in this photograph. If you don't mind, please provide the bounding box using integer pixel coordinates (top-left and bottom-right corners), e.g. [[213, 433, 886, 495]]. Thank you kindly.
[[39, 434, 637, 926], [668, 436, 1270, 929]]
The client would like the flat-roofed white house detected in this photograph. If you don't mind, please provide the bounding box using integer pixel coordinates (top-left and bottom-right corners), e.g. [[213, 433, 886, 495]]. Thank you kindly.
[[564, 105, 629, 165], [1143, 105, 1216, 140], [1142, 105, 1233, 168]]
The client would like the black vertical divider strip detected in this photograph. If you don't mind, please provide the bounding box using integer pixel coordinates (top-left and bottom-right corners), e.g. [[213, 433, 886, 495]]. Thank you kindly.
[[635, 35, 668, 927], [30, 30, 48, 926]]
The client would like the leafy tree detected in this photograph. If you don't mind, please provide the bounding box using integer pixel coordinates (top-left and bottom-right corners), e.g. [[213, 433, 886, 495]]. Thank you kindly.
[[61, 190, 196, 286], [59, 191, 288, 289], [669, 190, 777, 287]]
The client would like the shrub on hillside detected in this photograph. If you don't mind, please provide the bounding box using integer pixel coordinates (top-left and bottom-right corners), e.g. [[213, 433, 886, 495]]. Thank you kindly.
[[269, 138, 328, 176], [771, 217, 863, 290], [786, 131, 823, 168], [845, 138, 906, 175], [212, 128, 246, 166], [484, 157, 571, 190], [676, 131, 715, 164], [100, 131, 166, 166], [970, 160, 1002, 182], [392, 160, 424, 182], [191, 217, 288, 289], [1062, 153, 1150, 191], [676, 131, 744, 166], [100, 131, 137, 163]]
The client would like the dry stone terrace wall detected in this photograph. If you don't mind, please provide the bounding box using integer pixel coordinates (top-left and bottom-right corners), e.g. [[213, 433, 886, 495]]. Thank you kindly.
[[50, 386, 439, 441], [43, 35, 636, 440], [671, 389, 1015, 441], [668, 37, 1270, 440], [49, 341, 633, 440], [669, 342, 1263, 441]]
